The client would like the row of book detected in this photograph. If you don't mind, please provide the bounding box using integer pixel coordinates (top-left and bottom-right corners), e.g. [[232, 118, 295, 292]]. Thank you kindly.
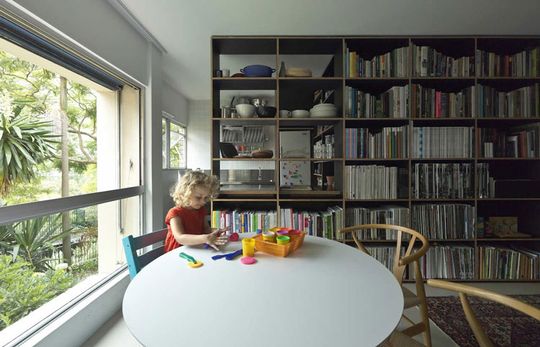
[[345, 165, 407, 199], [476, 163, 495, 199], [411, 84, 475, 118], [478, 124, 540, 158], [346, 46, 409, 78], [413, 127, 474, 158], [412, 163, 474, 199], [369, 246, 475, 280], [476, 84, 540, 118], [411, 204, 475, 239], [345, 86, 409, 118], [345, 45, 540, 78], [344, 206, 410, 240], [476, 47, 540, 77], [345, 126, 409, 159], [344, 84, 539, 119], [366, 245, 539, 280], [478, 246, 540, 280], [279, 207, 344, 240], [419, 246, 476, 280], [412, 45, 475, 77], [210, 210, 278, 233], [210, 207, 344, 239]]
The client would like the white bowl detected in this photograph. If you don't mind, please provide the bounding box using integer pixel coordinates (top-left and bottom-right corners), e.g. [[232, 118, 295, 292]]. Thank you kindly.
[[235, 104, 256, 118], [312, 103, 337, 110], [291, 109, 310, 118], [310, 109, 337, 118]]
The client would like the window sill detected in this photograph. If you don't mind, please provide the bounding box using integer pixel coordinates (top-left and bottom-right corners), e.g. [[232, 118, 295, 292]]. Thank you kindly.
[[0, 267, 130, 347]]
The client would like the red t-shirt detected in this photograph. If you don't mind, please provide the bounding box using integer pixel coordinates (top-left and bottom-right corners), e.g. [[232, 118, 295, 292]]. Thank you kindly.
[[164, 206, 207, 253]]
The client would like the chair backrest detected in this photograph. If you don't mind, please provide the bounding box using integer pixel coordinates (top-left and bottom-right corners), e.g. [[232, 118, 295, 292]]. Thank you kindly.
[[428, 279, 540, 347], [122, 228, 168, 279], [339, 224, 429, 284]]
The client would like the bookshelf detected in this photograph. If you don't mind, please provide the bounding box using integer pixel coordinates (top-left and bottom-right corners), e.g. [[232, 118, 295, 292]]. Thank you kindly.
[[210, 36, 540, 282]]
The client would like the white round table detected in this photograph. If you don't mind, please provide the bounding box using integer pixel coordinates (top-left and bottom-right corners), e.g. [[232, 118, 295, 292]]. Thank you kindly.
[[123, 235, 403, 347]]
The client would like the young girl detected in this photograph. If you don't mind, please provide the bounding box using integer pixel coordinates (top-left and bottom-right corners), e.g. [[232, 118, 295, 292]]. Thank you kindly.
[[164, 170, 228, 252]]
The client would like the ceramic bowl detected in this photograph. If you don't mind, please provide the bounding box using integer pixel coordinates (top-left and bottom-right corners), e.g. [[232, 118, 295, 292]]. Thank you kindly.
[[291, 109, 310, 118], [235, 103, 256, 118]]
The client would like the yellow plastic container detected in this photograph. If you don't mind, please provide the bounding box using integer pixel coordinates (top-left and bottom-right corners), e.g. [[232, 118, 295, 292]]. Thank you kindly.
[[262, 231, 276, 242], [242, 237, 255, 257], [253, 231, 306, 257]]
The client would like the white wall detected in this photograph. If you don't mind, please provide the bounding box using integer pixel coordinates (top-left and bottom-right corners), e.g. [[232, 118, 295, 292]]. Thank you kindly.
[[162, 81, 188, 125], [187, 100, 211, 170]]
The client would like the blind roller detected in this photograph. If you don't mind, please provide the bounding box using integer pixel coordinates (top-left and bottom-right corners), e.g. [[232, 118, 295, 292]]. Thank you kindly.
[[0, 15, 124, 90]]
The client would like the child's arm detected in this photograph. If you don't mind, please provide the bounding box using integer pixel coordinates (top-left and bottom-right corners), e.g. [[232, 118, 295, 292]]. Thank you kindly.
[[170, 216, 226, 250]]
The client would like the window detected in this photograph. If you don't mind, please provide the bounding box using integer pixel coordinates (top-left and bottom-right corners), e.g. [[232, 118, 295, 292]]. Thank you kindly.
[[0, 25, 141, 336], [162, 112, 186, 169]]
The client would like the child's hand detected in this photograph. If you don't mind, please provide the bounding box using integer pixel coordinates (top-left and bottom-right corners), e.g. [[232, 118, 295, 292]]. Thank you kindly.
[[206, 229, 229, 250]]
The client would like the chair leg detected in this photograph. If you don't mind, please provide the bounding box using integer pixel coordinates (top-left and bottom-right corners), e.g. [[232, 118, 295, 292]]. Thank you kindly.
[[414, 263, 432, 347]]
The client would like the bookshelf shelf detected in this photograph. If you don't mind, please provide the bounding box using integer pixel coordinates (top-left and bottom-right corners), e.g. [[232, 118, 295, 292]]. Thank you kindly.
[[211, 35, 540, 282]]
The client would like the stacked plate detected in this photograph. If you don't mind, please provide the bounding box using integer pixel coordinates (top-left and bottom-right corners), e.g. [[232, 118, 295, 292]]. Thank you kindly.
[[310, 103, 337, 118]]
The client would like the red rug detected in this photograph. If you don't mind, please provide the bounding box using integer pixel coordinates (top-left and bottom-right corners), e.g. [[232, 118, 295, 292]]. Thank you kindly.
[[426, 295, 540, 347]]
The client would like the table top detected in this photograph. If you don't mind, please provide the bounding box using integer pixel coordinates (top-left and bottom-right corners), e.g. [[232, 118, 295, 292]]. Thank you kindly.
[[122, 235, 403, 347]]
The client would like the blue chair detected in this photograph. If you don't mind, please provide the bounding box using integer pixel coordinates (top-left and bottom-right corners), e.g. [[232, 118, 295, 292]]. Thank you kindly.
[[122, 228, 168, 278]]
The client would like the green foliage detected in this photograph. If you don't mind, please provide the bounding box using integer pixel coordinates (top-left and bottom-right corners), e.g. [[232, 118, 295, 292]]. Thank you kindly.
[[0, 172, 53, 205], [9, 214, 69, 271], [71, 258, 98, 281], [0, 255, 74, 330], [0, 92, 58, 194], [0, 49, 97, 201]]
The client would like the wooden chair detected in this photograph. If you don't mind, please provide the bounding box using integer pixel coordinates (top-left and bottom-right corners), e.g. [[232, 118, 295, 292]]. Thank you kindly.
[[428, 279, 540, 347], [339, 224, 431, 347], [122, 228, 168, 279]]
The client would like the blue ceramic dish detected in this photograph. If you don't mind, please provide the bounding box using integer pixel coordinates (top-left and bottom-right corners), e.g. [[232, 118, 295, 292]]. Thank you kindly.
[[240, 64, 275, 77]]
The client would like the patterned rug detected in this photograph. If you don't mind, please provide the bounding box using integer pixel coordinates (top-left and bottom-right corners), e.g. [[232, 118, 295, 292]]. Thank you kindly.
[[426, 295, 540, 347]]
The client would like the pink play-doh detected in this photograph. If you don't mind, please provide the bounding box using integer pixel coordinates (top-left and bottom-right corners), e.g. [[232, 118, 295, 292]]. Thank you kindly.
[[240, 256, 257, 265]]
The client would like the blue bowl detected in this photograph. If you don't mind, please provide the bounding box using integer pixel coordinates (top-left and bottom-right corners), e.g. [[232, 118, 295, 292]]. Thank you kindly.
[[240, 65, 275, 77]]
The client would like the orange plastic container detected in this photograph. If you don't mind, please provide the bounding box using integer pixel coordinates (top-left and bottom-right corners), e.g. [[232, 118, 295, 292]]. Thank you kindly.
[[252, 231, 306, 257]]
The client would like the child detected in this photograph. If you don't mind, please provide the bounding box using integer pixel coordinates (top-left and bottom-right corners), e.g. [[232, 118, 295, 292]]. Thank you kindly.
[[164, 170, 228, 252]]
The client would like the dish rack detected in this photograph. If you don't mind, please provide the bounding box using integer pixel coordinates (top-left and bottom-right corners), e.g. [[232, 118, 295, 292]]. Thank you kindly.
[[252, 231, 306, 257]]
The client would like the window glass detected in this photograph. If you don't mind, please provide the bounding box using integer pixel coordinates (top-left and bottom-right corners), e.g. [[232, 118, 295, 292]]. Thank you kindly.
[[0, 195, 140, 330], [162, 116, 186, 169]]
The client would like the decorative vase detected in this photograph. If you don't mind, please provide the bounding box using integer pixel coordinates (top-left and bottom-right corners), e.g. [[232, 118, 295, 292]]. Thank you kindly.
[[326, 176, 334, 191], [279, 61, 286, 77]]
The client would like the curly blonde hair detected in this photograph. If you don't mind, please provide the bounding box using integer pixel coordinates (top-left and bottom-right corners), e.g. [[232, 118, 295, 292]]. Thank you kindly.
[[170, 170, 219, 207]]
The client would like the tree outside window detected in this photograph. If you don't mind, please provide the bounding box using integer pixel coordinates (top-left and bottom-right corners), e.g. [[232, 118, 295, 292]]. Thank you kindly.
[[162, 113, 186, 169]]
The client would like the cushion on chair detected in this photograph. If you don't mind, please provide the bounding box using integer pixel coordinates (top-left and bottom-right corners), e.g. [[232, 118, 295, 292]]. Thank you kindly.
[[402, 286, 421, 308]]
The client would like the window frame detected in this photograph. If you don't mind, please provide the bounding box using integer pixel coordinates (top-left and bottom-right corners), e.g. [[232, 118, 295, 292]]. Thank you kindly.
[[0, 9, 145, 345], [162, 111, 187, 170]]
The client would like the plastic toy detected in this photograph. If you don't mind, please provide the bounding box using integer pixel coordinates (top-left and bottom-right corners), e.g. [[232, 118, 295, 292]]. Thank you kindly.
[[229, 232, 239, 242], [240, 256, 257, 265], [211, 249, 242, 261], [179, 252, 203, 268]]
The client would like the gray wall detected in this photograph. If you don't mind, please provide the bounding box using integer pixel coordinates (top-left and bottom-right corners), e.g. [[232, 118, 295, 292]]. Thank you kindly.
[[13, 0, 149, 84]]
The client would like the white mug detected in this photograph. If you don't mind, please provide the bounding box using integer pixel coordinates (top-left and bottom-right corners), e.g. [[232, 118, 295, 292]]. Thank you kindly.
[[279, 109, 291, 118], [222, 68, 230, 77]]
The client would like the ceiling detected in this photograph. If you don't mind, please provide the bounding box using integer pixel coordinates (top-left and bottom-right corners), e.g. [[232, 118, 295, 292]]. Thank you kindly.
[[120, 0, 540, 100]]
